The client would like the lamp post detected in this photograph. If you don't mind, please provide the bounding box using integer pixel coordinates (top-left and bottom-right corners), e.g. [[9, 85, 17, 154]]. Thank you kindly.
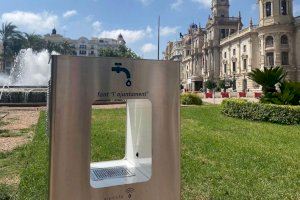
[[233, 74, 236, 92]]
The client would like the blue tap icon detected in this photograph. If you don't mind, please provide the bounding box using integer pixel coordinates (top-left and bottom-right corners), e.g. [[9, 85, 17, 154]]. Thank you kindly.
[[112, 63, 132, 87]]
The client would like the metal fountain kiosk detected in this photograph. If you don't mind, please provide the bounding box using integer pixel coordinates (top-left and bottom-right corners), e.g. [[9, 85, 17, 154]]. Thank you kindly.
[[48, 55, 180, 200]]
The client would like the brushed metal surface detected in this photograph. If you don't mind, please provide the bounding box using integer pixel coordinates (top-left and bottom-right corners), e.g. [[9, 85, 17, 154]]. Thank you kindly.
[[49, 56, 180, 200]]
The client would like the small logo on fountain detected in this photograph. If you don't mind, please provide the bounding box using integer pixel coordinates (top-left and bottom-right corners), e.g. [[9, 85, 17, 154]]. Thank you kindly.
[[126, 188, 135, 199], [112, 63, 132, 87]]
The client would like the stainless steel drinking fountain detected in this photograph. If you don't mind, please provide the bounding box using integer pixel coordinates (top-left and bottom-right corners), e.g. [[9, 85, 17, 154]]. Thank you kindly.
[[48, 56, 180, 200]]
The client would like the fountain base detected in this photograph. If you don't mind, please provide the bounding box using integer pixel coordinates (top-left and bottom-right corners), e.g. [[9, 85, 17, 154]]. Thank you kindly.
[[0, 87, 47, 106]]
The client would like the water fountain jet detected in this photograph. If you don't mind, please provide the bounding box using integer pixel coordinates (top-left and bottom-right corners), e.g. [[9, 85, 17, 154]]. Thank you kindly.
[[0, 48, 52, 105]]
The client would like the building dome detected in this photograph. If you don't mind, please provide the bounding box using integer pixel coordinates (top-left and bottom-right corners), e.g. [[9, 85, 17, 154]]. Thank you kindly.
[[52, 28, 57, 35], [190, 23, 198, 29]]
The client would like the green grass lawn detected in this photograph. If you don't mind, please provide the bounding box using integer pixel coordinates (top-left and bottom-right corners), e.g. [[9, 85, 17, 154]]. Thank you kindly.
[[10, 106, 300, 199], [0, 127, 34, 200]]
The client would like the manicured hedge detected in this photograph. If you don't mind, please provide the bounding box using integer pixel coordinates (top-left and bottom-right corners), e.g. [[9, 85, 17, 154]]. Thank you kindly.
[[181, 93, 203, 105], [221, 99, 300, 125]]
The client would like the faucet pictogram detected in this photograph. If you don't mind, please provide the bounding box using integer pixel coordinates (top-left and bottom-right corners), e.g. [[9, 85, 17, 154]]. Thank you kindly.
[[112, 63, 132, 87]]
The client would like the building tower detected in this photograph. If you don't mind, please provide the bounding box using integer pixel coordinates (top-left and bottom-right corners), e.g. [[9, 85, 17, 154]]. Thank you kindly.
[[258, 0, 294, 27], [203, 0, 241, 82], [117, 34, 126, 46], [211, 0, 230, 18], [257, 0, 297, 80]]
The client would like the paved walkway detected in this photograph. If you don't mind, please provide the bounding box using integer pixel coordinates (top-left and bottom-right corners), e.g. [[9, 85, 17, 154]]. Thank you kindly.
[[0, 107, 42, 152]]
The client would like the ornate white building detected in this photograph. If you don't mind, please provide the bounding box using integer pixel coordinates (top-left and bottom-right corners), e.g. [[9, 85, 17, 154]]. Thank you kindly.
[[164, 0, 300, 92], [44, 28, 126, 57]]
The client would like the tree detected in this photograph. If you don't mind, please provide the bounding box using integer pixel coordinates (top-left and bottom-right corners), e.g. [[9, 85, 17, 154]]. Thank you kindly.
[[98, 45, 140, 59], [45, 41, 76, 56], [248, 66, 286, 94], [23, 33, 46, 52], [0, 22, 23, 71], [268, 82, 300, 105], [60, 41, 76, 55], [205, 79, 217, 92], [248, 66, 300, 105], [218, 79, 232, 92], [98, 47, 118, 57]]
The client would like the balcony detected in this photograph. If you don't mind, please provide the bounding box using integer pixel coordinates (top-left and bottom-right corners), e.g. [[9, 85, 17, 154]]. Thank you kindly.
[[215, 17, 240, 25], [265, 43, 274, 48]]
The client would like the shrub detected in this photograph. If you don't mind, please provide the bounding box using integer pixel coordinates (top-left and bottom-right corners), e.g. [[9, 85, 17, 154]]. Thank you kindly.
[[181, 93, 203, 105], [205, 80, 217, 91], [221, 99, 300, 125]]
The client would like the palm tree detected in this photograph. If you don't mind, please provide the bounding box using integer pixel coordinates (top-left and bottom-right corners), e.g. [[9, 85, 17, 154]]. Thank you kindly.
[[248, 66, 286, 94], [23, 33, 46, 52], [0, 22, 23, 72]]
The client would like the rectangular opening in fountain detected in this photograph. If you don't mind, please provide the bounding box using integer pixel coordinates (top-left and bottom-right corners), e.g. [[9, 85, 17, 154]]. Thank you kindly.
[[90, 99, 152, 189]]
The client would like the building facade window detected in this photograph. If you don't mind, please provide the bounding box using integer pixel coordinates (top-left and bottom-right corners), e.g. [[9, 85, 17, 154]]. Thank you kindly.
[[281, 35, 288, 45], [232, 62, 236, 72], [243, 59, 247, 70], [265, 36, 274, 47], [79, 50, 87, 55], [266, 52, 274, 66], [79, 44, 87, 49], [266, 2, 272, 17], [233, 49, 236, 56], [224, 64, 227, 73], [243, 45, 247, 52], [281, 52, 289, 65], [281, 0, 287, 15], [224, 52, 227, 58], [221, 29, 226, 39]]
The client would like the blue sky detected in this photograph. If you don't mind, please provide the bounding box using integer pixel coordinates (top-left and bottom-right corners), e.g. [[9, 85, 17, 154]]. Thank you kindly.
[[0, 0, 299, 59]]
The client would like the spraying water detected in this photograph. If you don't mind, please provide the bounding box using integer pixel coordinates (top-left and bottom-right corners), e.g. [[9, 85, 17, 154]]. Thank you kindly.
[[0, 48, 58, 101], [0, 48, 53, 86]]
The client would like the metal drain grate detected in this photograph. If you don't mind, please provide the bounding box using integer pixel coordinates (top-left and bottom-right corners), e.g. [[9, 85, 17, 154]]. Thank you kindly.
[[91, 166, 135, 181]]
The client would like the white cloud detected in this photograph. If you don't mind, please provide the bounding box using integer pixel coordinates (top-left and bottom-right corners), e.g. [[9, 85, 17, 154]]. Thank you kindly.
[[1, 11, 58, 34], [294, 4, 300, 16], [191, 0, 211, 8], [85, 15, 94, 22], [171, 0, 183, 10], [138, 0, 153, 6], [63, 10, 77, 18], [161, 26, 180, 36], [99, 26, 152, 43], [141, 43, 156, 53], [92, 21, 102, 34]]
